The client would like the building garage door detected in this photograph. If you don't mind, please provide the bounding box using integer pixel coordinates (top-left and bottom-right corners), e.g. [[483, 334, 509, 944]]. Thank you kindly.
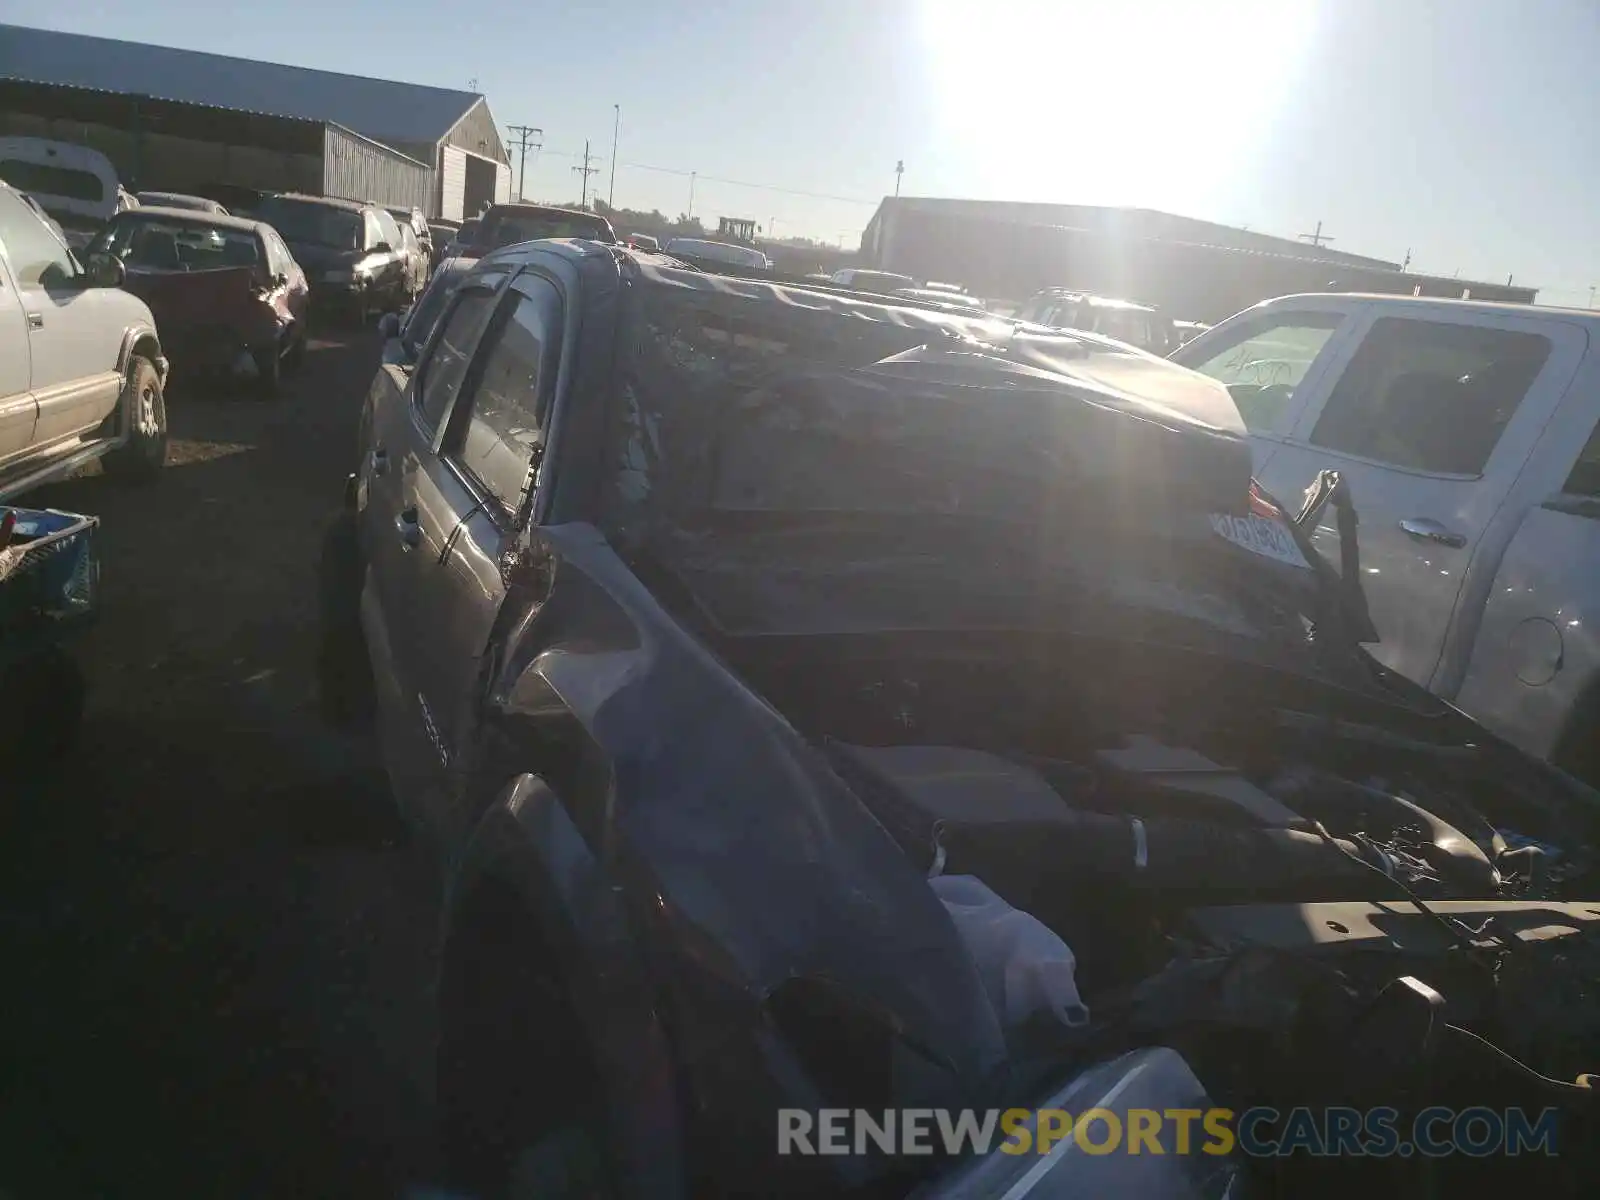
[[439, 145, 467, 222]]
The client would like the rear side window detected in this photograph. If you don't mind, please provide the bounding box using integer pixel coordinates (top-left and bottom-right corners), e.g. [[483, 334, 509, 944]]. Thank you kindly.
[[1309, 318, 1550, 475], [416, 289, 500, 430], [447, 277, 563, 519]]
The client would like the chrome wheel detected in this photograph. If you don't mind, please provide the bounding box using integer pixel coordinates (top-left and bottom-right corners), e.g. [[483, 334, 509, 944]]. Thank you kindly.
[[136, 382, 161, 438]]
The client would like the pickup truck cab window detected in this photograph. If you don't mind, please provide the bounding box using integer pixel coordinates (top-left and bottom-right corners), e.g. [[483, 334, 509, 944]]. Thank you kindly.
[[1308, 317, 1551, 476], [1179, 311, 1345, 436], [443, 276, 563, 522]]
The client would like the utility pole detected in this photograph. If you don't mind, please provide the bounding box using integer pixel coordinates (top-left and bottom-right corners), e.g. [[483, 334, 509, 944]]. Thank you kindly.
[[894, 160, 904, 197], [572, 139, 601, 209], [505, 125, 542, 202], [768, 216, 778, 239], [609, 105, 621, 208], [687, 171, 697, 220], [1401, 247, 1412, 272], [1297, 219, 1335, 248]]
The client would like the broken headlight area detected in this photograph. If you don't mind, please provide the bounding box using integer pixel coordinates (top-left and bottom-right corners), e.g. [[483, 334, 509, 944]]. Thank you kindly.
[[723, 642, 1600, 1195]]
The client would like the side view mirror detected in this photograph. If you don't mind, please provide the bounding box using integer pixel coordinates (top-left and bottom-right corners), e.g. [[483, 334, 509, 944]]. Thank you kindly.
[[377, 311, 402, 339], [86, 253, 126, 289], [372, 241, 393, 255]]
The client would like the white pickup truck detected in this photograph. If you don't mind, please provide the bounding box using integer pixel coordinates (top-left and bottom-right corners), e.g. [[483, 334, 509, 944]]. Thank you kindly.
[[1172, 293, 1600, 782], [0, 179, 170, 500]]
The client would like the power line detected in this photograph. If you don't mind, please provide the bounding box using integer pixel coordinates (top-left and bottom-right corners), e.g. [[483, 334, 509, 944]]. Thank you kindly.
[[536, 151, 880, 207], [1297, 219, 1336, 248], [505, 125, 542, 202], [571, 139, 601, 209]]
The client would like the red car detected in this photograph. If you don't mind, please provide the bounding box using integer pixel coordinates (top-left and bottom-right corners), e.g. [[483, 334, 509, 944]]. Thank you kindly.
[[86, 207, 310, 395]]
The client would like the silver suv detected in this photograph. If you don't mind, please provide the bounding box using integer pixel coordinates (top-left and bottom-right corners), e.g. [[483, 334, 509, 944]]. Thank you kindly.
[[0, 180, 169, 500]]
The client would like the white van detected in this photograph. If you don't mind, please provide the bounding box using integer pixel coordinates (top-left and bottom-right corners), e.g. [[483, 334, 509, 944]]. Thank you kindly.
[[0, 138, 131, 246]]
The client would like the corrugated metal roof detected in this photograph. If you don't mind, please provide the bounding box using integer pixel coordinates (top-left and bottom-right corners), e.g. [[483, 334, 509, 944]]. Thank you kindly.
[[0, 22, 483, 147], [881, 196, 1402, 272]]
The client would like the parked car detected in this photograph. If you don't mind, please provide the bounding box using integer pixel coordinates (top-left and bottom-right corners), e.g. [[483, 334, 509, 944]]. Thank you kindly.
[[455, 203, 618, 261], [136, 191, 229, 215], [319, 242, 1600, 1200], [427, 219, 461, 270], [0, 180, 169, 500], [663, 236, 770, 270], [86, 206, 309, 394], [439, 218, 479, 264], [193, 183, 269, 219], [393, 220, 429, 302], [829, 267, 914, 292], [253, 193, 407, 322], [1173, 291, 1600, 784], [0, 137, 126, 250], [891, 286, 988, 314], [387, 204, 433, 267], [1018, 288, 1178, 354]]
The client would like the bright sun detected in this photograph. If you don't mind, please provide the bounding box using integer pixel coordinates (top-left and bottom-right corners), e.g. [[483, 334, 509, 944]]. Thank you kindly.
[[915, 0, 1319, 217]]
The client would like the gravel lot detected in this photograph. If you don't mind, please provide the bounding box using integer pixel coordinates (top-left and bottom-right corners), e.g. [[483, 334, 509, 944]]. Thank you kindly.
[[0, 332, 440, 1199]]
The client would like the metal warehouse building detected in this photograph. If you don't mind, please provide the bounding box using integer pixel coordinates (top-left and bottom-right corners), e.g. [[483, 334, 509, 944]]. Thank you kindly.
[[862, 198, 1537, 321], [0, 23, 510, 218]]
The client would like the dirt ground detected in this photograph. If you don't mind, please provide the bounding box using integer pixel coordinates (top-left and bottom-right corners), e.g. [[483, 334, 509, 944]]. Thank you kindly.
[[0, 332, 441, 1198]]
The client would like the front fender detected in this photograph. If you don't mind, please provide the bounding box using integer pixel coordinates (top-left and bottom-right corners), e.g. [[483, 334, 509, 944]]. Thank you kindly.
[[488, 525, 1008, 1093], [117, 324, 167, 382], [450, 773, 688, 1198]]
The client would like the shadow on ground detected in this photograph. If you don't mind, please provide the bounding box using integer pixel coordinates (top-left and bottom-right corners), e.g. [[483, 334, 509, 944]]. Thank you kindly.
[[0, 330, 441, 1199]]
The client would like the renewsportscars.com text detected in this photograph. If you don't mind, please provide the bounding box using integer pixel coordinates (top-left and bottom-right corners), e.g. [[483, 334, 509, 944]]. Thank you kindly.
[[777, 1106, 1560, 1158]]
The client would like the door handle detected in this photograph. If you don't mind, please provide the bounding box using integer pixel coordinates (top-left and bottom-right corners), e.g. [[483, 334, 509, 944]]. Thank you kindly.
[[26, 312, 43, 330], [370, 447, 389, 475], [395, 507, 421, 550], [1399, 517, 1467, 548]]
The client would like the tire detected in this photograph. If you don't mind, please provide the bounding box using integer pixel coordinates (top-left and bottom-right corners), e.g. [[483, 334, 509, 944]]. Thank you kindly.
[[253, 342, 282, 398], [101, 355, 168, 483], [317, 512, 374, 728], [437, 883, 614, 1200]]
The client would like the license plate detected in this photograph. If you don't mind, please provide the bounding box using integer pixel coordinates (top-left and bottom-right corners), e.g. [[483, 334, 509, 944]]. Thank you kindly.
[[1209, 512, 1311, 570]]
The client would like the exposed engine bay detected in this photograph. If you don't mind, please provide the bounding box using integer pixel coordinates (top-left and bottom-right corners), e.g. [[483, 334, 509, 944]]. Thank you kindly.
[[742, 643, 1600, 1196]]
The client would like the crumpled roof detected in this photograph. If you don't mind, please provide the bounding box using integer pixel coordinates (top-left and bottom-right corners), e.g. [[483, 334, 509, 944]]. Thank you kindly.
[[0, 22, 482, 147]]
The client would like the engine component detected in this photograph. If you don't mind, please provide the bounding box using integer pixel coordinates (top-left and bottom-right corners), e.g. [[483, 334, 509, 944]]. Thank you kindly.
[[1096, 734, 1303, 825], [1271, 771, 1499, 892], [1184, 899, 1600, 955]]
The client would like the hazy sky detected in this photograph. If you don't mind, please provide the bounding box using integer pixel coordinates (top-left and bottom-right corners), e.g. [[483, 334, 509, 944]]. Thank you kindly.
[[4, 0, 1596, 303]]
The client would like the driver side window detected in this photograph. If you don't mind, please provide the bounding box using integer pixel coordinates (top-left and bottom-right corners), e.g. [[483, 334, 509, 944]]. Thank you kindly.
[[415, 288, 501, 433], [0, 189, 79, 288], [1182, 313, 1345, 436]]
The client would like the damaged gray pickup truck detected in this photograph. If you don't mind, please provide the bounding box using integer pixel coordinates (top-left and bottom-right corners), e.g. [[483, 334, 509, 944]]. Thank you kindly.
[[319, 241, 1600, 1199]]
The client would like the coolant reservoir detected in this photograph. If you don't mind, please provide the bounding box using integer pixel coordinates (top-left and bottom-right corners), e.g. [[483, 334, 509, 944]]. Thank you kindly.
[[931, 874, 1090, 1034]]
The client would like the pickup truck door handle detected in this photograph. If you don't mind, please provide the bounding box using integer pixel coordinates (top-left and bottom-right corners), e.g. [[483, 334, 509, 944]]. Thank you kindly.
[[370, 447, 389, 475], [26, 312, 43, 330], [1400, 517, 1467, 548], [395, 507, 421, 550]]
